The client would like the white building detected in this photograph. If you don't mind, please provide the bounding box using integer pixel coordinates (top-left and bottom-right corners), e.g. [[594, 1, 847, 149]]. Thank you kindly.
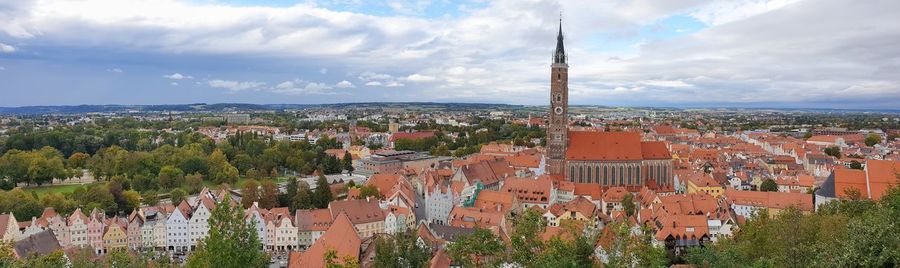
[[67, 209, 88, 247], [166, 201, 192, 252], [189, 198, 214, 249], [425, 182, 457, 225], [245, 203, 268, 250]]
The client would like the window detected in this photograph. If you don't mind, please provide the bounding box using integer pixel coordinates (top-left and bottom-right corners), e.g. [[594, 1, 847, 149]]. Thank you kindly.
[[610, 167, 615, 185], [586, 166, 592, 182]]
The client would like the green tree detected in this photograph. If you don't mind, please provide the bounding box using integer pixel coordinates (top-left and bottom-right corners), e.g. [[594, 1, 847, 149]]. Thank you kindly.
[[259, 180, 279, 209], [293, 182, 314, 210], [185, 172, 204, 194], [314, 173, 333, 208], [186, 195, 269, 268], [372, 230, 432, 268], [622, 193, 636, 216], [121, 190, 142, 213], [358, 185, 382, 200], [509, 209, 544, 266], [241, 179, 260, 209], [324, 249, 361, 268], [142, 190, 160, 206], [864, 133, 882, 146], [603, 223, 668, 268], [446, 228, 505, 268], [158, 165, 185, 190], [67, 152, 90, 169], [342, 151, 354, 174], [170, 188, 187, 205], [849, 160, 863, 170], [760, 179, 778, 192], [105, 249, 147, 268], [824, 146, 841, 158]]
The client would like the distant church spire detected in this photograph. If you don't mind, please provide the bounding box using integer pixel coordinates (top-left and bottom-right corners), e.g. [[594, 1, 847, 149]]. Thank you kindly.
[[554, 16, 566, 64]]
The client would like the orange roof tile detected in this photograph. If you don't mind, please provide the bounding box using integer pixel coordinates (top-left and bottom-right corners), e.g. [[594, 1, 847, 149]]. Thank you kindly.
[[501, 177, 553, 205], [291, 213, 361, 268]]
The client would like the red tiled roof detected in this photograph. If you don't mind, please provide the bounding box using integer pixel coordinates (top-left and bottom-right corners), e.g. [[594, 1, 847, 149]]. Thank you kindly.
[[641, 141, 672, 160], [366, 173, 404, 198], [328, 199, 386, 224], [864, 159, 900, 200], [567, 131, 643, 161], [724, 189, 813, 211], [460, 158, 516, 186], [547, 197, 597, 218], [295, 209, 333, 232], [473, 190, 516, 213], [501, 177, 552, 205], [566, 131, 671, 161], [602, 187, 629, 202], [654, 214, 709, 241], [448, 207, 504, 229], [573, 183, 603, 200], [833, 169, 868, 199], [291, 213, 361, 268], [389, 131, 435, 143], [654, 125, 677, 135]]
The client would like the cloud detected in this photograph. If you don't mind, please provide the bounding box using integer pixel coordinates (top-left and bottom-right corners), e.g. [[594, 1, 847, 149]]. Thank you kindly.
[[163, 73, 192, 80], [0, 0, 897, 108], [272, 80, 335, 94], [336, 80, 355, 88], [170, 82, 178, 86], [359, 71, 405, 87], [106, 68, 123, 73], [406, 73, 436, 82], [0, 66, 5, 70], [639, 80, 692, 88], [0, 43, 15, 53], [207, 80, 266, 91]]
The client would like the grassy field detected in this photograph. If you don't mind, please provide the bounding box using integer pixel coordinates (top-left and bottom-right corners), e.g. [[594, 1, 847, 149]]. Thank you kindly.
[[23, 183, 102, 197], [21, 176, 291, 197]]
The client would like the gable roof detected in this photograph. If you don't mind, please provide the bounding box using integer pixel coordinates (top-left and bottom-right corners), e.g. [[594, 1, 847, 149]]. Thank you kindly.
[[724, 189, 813, 211], [291, 213, 361, 268], [328, 199, 386, 224], [13, 230, 60, 257], [501, 176, 553, 205], [295, 209, 333, 232], [567, 131, 643, 161], [460, 158, 516, 186]]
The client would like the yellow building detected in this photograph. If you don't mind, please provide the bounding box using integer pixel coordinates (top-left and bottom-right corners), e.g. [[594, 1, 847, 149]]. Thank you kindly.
[[686, 172, 724, 198], [102, 220, 128, 252], [542, 197, 598, 227]]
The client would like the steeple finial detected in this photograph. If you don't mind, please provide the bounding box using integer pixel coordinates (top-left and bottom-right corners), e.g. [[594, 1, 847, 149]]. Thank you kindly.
[[554, 13, 566, 64]]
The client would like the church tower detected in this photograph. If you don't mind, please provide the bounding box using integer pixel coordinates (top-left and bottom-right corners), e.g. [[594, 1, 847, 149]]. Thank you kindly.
[[546, 19, 569, 176]]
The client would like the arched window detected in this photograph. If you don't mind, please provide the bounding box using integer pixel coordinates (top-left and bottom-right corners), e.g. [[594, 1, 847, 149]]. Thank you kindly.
[[627, 166, 632, 185], [586, 166, 591, 183], [570, 166, 575, 181], [635, 166, 642, 185], [610, 167, 615, 185], [619, 166, 624, 185], [595, 166, 601, 183]]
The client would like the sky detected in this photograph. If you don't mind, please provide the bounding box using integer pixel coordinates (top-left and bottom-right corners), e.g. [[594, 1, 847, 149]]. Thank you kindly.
[[0, 0, 899, 108]]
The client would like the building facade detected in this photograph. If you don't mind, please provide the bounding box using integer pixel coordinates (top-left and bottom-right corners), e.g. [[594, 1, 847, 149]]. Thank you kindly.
[[546, 20, 569, 176]]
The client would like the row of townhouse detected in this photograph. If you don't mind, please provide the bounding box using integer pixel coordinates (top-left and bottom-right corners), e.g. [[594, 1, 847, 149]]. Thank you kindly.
[[1, 190, 216, 255], [2, 187, 417, 255]]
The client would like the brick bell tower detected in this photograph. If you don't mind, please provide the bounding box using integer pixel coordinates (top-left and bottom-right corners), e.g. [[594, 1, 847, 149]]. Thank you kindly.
[[546, 18, 569, 176]]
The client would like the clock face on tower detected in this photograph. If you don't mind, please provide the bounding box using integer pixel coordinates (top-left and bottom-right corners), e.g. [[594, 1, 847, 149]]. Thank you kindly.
[[554, 107, 563, 115]]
